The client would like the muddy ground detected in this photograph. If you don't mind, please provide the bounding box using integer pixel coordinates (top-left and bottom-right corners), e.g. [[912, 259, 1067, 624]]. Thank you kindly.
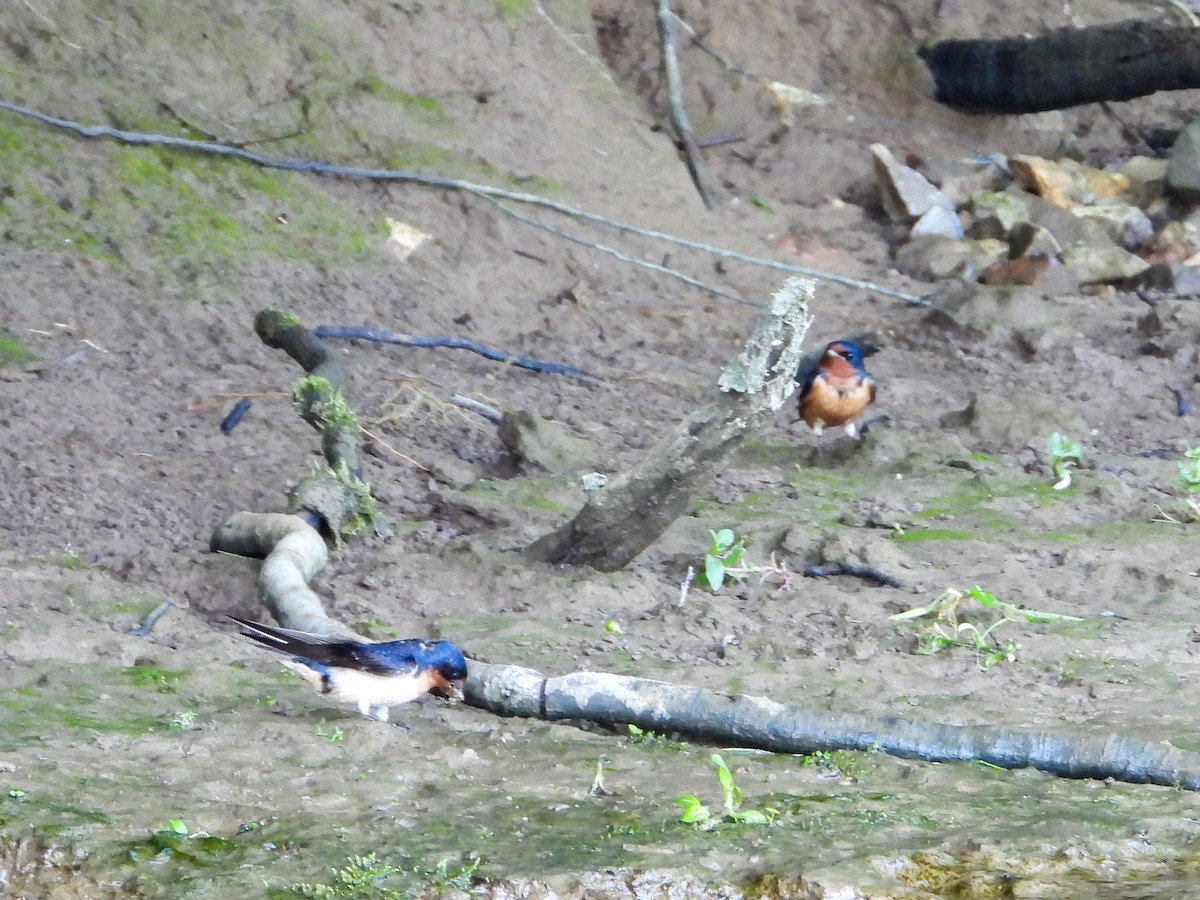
[[5, 1, 1200, 897]]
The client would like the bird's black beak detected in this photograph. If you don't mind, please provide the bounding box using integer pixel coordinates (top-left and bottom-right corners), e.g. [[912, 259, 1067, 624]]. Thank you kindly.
[[430, 675, 466, 702]]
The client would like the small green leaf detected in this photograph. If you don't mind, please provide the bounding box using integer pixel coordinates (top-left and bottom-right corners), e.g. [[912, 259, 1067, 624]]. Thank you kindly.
[[676, 795, 711, 824], [747, 196, 775, 213], [604, 619, 623, 634], [167, 820, 188, 835], [732, 809, 770, 825], [712, 529, 736, 553], [704, 556, 726, 592]]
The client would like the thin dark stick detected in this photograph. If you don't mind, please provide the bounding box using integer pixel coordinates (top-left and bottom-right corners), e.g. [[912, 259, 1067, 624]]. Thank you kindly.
[[694, 132, 746, 149], [1167, 383, 1194, 417], [656, 0, 717, 209], [313, 325, 603, 382], [127, 598, 175, 637], [803, 561, 907, 589]]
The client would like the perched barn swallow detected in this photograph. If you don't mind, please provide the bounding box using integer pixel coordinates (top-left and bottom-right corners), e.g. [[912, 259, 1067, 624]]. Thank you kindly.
[[797, 340, 877, 438], [229, 616, 468, 723]]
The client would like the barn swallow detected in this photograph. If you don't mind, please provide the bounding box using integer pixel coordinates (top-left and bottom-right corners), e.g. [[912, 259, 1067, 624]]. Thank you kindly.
[[797, 340, 877, 438], [229, 616, 468, 723]]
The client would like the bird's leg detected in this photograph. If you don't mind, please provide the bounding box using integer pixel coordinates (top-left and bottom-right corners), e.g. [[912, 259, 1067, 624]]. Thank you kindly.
[[366, 704, 390, 723]]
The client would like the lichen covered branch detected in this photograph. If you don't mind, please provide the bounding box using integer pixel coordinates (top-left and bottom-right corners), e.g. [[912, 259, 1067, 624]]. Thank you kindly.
[[525, 278, 814, 571]]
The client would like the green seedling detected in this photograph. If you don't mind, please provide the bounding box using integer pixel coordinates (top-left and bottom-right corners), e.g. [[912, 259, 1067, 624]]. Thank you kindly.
[[627, 724, 687, 750], [891, 586, 1082, 670], [1177, 446, 1200, 520], [697, 529, 794, 592], [170, 710, 198, 730], [1047, 432, 1082, 490], [287, 853, 402, 899], [676, 753, 780, 828], [317, 726, 345, 742], [700, 529, 748, 591]]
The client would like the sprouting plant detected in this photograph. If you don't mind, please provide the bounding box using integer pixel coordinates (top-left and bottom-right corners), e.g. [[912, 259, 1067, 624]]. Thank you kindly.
[[626, 724, 687, 750], [1047, 432, 1082, 490], [424, 856, 481, 892], [891, 586, 1082, 669], [170, 710, 198, 730], [286, 853, 403, 899], [1178, 446, 1200, 519], [699, 529, 748, 591], [317, 726, 345, 742], [697, 529, 795, 592], [676, 754, 780, 828]]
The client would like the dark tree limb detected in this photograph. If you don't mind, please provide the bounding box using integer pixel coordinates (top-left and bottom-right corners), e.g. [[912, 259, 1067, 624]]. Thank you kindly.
[[466, 660, 1200, 790], [920, 19, 1200, 114], [313, 325, 602, 381], [525, 278, 814, 571]]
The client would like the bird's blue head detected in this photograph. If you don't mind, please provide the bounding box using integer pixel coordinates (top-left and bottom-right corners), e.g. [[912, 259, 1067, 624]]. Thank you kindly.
[[825, 341, 867, 371], [424, 640, 469, 682]]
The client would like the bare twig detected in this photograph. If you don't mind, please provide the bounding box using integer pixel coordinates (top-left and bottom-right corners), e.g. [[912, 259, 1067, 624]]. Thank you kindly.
[[1167, 383, 1194, 417], [475, 193, 751, 305], [678, 565, 696, 606], [359, 426, 431, 472], [656, 0, 716, 209], [450, 394, 503, 423]]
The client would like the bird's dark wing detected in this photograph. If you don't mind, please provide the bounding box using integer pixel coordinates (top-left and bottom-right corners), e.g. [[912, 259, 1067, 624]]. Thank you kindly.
[[230, 616, 422, 676]]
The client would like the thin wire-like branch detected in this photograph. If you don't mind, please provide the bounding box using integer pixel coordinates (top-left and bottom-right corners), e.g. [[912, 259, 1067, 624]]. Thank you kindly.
[[359, 426, 431, 472], [312, 324, 603, 381], [656, 0, 716, 209], [475, 192, 751, 305], [0, 99, 930, 306]]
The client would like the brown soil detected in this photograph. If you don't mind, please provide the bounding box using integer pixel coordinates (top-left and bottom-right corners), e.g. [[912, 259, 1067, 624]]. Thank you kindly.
[[4, 1, 1200, 897]]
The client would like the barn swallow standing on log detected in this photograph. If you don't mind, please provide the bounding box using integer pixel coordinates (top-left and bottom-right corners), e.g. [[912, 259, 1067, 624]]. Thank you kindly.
[[797, 341, 877, 438], [229, 616, 468, 723]]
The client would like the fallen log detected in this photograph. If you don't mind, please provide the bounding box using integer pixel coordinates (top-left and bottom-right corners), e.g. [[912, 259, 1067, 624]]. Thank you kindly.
[[467, 660, 1200, 790], [920, 19, 1200, 114]]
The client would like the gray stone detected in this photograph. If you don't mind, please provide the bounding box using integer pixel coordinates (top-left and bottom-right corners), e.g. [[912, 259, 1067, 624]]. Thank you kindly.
[[1167, 118, 1200, 199], [871, 143, 954, 223]]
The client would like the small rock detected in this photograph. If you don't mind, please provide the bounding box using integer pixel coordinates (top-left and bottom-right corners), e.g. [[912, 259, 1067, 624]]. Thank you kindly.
[[1069, 202, 1154, 249], [939, 162, 1008, 208], [1166, 117, 1200, 199], [969, 190, 1030, 239], [894, 234, 1007, 281], [1011, 154, 1134, 207], [872, 143, 954, 223], [1122, 262, 1200, 298], [979, 256, 1078, 294], [1145, 220, 1200, 264], [1008, 222, 1063, 258], [911, 204, 964, 238], [497, 410, 605, 474], [1061, 245, 1151, 284]]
